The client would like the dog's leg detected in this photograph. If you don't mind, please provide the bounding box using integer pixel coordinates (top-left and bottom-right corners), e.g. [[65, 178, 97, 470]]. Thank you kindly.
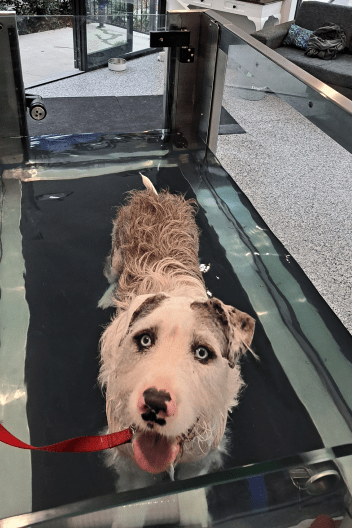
[[98, 284, 116, 309], [98, 247, 124, 309]]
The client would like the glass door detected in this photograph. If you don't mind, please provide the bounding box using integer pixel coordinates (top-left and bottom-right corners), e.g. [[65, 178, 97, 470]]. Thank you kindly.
[[72, 0, 165, 72]]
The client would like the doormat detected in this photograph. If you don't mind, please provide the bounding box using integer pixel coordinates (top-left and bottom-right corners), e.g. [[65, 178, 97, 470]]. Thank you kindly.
[[26, 95, 245, 136]]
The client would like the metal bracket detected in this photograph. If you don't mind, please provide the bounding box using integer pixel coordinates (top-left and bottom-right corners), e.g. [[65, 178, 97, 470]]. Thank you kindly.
[[150, 30, 190, 48], [180, 47, 195, 63], [174, 131, 188, 149]]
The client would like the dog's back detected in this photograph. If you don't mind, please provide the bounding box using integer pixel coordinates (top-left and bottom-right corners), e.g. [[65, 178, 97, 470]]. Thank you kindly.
[[108, 186, 206, 309]]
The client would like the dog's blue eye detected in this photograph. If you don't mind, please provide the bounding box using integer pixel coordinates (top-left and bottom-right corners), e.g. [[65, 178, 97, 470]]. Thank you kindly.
[[139, 334, 152, 347], [195, 346, 209, 360]]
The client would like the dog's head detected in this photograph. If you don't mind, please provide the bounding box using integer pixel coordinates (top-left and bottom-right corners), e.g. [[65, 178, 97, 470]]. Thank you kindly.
[[99, 293, 255, 474]]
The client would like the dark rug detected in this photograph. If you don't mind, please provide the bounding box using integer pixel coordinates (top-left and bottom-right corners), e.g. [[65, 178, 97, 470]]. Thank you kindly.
[[26, 95, 245, 136], [219, 106, 246, 135]]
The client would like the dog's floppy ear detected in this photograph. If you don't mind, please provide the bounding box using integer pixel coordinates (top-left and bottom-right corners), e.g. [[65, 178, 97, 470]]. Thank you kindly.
[[207, 298, 255, 368]]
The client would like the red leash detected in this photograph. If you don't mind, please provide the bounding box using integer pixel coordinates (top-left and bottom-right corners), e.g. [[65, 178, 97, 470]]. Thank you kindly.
[[0, 423, 132, 453]]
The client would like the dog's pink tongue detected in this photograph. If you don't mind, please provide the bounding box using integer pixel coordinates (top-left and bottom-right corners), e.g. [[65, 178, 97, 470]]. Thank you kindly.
[[133, 433, 179, 474]]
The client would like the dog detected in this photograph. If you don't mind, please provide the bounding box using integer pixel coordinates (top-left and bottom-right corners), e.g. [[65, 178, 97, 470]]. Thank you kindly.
[[99, 174, 255, 498]]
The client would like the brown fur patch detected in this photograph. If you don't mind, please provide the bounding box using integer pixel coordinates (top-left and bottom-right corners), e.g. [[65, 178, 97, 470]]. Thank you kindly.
[[109, 190, 206, 311], [190, 301, 228, 356]]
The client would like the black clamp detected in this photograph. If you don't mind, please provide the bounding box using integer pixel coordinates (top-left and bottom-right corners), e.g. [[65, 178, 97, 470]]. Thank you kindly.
[[150, 30, 194, 63], [150, 30, 190, 48]]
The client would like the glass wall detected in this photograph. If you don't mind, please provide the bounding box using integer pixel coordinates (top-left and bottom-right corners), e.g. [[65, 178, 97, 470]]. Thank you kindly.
[[17, 14, 168, 89]]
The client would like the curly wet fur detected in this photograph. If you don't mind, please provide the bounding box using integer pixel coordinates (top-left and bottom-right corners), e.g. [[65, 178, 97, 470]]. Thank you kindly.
[[105, 189, 207, 311], [99, 180, 255, 484]]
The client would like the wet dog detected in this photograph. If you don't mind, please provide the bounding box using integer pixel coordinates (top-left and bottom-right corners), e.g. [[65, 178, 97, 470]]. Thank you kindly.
[[99, 175, 255, 491]]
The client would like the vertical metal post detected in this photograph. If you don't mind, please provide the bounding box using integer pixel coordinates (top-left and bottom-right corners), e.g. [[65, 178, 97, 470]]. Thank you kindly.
[[127, 3, 133, 51], [150, 0, 157, 31], [72, 0, 88, 71], [206, 46, 227, 154], [0, 11, 29, 165], [163, 10, 221, 151]]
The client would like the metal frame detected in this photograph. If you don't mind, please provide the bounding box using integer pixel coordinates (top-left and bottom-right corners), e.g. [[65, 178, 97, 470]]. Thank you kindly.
[[163, 8, 352, 154], [72, 0, 88, 71], [0, 11, 29, 165], [163, 10, 221, 150], [72, 0, 166, 72]]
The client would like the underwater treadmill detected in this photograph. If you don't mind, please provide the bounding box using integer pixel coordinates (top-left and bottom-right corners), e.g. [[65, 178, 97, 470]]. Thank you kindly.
[[1, 8, 352, 528]]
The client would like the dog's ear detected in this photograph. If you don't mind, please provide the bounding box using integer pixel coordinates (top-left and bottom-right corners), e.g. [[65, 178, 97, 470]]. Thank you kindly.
[[207, 298, 255, 368]]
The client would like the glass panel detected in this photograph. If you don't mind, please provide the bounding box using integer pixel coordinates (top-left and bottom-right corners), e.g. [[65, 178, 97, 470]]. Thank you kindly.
[[14, 15, 174, 136], [214, 21, 352, 408], [2, 132, 352, 523], [17, 13, 169, 87], [85, 13, 166, 69], [218, 24, 352, 154], [86, 12, 133, 55], [3, 451, 350, 526], [83, 0, 165, 69], [86, 0, 162, 21], [17, 15, 79, 87]]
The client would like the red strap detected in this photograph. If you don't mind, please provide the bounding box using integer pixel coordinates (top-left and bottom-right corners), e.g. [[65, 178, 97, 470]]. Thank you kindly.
[[0, 423, 132, 453]]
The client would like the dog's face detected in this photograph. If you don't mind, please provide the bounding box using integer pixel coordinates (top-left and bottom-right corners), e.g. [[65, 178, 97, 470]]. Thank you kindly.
[[100, 293, 255, 474]]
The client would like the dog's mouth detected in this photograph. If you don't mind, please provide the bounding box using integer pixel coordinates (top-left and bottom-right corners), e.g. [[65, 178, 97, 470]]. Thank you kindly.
[[130, 419, 202, 474], [132, 430, 180, 474]]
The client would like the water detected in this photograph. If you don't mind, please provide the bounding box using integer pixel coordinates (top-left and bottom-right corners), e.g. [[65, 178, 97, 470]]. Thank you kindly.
[[1, 132, 352, 523]]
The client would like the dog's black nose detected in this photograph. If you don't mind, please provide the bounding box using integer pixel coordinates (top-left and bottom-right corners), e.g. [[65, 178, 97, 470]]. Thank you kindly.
[[143, 387, 171, 414], [139, 387, 176, 426], [141, 409, 166, 426]]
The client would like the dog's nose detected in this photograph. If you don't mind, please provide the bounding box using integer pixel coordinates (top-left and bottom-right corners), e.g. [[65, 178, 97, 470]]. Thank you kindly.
[[138, 387, 176, 420]]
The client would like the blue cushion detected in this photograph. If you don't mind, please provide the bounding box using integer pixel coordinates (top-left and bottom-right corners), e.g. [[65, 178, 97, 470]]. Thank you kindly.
[[282, 23, 313, 50]]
